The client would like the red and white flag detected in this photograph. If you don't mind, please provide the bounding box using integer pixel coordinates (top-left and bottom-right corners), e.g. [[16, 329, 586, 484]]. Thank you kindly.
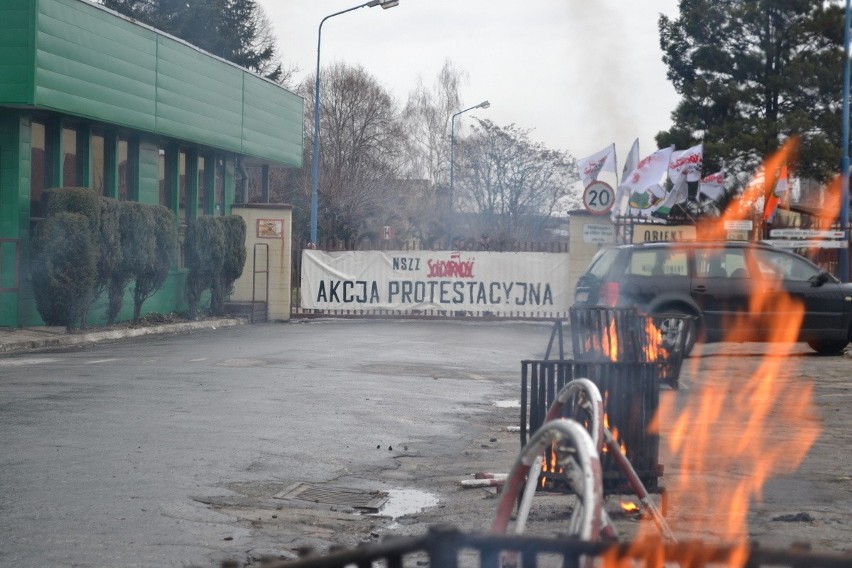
[[655, 144, 703, 217], [577, 143, 616, 186], [668, 143, 703, 188], [699, 170, 725, 202]]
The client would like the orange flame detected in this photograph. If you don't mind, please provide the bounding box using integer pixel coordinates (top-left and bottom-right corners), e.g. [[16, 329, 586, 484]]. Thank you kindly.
[[604, 140, 826, 567], [540, 442, 565, 488], [620, 501, 640, 514], [603, 411, 628, 456], [701, 137, 799, 241], [602, 319, 619, 361], [643, 317, 670, 362]]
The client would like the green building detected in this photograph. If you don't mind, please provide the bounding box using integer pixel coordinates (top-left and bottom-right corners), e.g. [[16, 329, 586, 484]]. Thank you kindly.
[[0, 0, 303, 328]]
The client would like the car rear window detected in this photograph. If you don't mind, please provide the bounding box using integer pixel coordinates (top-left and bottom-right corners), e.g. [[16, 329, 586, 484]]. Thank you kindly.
[[751, 248, 822, 282]]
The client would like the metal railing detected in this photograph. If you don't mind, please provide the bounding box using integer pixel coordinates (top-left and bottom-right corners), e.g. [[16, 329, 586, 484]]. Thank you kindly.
[[251, 243, 269, 323], [254, 525, 852, 568]]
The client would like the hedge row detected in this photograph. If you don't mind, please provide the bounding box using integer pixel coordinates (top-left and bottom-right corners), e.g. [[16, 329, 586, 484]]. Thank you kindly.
[[31, 187, 246, 331]]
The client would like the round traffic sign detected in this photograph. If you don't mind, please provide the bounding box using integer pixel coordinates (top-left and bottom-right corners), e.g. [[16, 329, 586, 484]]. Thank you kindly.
[[582, 181, 615, 215]]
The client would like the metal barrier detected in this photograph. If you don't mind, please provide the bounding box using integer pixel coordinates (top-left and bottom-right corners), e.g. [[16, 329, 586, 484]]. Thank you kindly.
[[569, 306, 692, 389], [256, 525, 852, 568], [521, 360, 662, 492]]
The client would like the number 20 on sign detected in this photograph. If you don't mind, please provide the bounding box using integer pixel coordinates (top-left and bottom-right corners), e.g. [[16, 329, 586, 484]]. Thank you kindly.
[[583, 181, 615, 215]]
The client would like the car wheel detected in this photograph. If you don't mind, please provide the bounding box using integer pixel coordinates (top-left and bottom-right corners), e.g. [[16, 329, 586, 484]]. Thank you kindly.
[[806, 339, 849, 356], [655, 309, 698, 357]]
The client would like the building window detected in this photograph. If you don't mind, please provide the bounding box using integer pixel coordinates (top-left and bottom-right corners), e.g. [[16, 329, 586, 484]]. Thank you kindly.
[[215, 157, 224, 215], [30, 121, 46, 219], [91, 133, 105, 195], [159, 147, 167, 206], [62, 127, 77, 188], [179, 150, 187, 223], [118, 138, 129, 200], [198, 156, 207, 214]]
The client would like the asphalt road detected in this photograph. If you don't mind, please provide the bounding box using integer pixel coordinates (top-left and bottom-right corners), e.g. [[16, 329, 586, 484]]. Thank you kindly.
[[1, 321, 851, 567], [0, 320, 554, 567]]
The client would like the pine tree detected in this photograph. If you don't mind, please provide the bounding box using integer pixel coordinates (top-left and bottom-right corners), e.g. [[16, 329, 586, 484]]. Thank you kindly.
[[656, 0, 844, 182]]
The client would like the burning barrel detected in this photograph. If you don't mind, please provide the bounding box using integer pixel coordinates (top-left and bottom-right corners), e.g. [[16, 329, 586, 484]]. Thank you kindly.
[[520, 307, 690, 491], [520, 359, 662, 492], [569, 306, 692, 388]]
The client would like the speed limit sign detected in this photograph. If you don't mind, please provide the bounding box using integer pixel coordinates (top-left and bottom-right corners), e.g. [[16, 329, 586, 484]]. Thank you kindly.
[[582, 181, 615, 215]]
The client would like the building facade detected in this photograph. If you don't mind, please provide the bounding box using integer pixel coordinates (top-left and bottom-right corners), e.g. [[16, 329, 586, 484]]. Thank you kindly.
[[0, 0, 303, 327]]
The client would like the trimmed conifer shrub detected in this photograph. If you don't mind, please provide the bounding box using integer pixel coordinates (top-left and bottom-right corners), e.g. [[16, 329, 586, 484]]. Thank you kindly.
[[184, 216, 225, 319], [108, 201, 155, 324], [211, 215, 247, 315], [45, 187, 101, 236], [96, 197, 123, 322], [132, 205, 177, 322], [30, 212, 97, 332]]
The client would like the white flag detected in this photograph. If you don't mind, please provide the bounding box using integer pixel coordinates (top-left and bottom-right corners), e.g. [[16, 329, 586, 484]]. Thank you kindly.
[[621, 138, 640, 181], [611, 138, 640, 219], [699, 170, 725, 202], [576, 144, 616, 186], [620, 146, 675, 218], [654, 144, 703, 218]]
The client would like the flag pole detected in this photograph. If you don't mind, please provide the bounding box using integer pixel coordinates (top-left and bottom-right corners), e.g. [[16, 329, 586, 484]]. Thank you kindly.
[[613, 142, 619, 186], [839, 0, 851, 282]]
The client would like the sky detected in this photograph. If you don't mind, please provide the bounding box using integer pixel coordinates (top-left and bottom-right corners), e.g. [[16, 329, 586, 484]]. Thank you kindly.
[[257, 0, 682, 184]]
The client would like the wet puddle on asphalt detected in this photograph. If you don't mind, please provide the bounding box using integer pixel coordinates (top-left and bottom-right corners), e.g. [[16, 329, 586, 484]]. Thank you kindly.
[[373, 489, 439, 520]]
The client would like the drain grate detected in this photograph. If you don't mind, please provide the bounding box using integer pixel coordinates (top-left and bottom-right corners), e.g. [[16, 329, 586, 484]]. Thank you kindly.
[[274, 482, 389, 512]]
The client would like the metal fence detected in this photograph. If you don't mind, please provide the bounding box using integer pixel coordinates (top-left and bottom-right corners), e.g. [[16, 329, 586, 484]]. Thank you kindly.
[[253, 525, 852, 568]]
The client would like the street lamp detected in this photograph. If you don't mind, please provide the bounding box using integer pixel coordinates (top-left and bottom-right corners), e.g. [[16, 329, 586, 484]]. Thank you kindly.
[[448, 100, 490, 247], [309, 0, 399, 246]]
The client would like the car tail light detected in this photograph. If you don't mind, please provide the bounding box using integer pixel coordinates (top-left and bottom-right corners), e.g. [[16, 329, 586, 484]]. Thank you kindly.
[[599, 282, 620, 307]]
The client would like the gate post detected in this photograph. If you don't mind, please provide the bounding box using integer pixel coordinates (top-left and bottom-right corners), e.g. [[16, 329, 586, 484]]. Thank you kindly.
[[230, 204, 292, 321]]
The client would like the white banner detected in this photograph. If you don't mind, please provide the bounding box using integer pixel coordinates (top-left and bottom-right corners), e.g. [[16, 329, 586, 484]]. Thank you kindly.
[[301, 250, 571, 312]]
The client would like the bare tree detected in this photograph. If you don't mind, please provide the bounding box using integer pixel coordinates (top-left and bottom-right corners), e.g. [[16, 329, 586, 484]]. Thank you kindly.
[[456, 119, 579, 241], [301, 62, 408, 242], [402, 59, 467, 186]]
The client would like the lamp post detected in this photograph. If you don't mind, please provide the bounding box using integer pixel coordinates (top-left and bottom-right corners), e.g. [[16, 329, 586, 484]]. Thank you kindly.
[[309, 0, 399, 246], [448, 100, 490, 247], [840, 0, 851, 282]]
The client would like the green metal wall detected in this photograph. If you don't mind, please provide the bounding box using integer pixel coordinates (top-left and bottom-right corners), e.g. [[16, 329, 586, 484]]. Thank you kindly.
[[0, 113, 31, 325], [0, 0, 35, 104], [0, 0, 303, 168], [0, 0, 298, 328]]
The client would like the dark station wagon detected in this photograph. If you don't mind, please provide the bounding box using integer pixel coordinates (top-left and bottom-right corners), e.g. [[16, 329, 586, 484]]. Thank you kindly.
[[574, 240, 852, 355]]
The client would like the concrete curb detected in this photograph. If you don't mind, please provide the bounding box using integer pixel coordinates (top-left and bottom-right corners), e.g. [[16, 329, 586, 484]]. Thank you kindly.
[[0, 318, 247, 356]]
